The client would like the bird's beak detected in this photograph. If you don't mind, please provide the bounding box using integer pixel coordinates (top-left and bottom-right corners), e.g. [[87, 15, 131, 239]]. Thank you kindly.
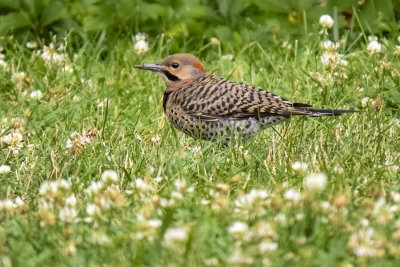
[[134, 63, 163, 72]]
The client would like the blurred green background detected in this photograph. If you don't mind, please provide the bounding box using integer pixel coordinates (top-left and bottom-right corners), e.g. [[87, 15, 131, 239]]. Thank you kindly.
[[1, 0, 399, 49]]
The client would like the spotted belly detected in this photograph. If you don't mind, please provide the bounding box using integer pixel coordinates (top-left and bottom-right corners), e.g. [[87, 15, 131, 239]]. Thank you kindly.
[[167, 112, 287, 142]]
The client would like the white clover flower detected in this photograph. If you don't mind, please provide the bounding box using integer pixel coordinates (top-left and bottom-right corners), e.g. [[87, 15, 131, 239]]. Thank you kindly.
[[191, 146, 202, 154], [347, 227, 386, 257], [154, 176, 163, 183], [164, 227, 188, 246], [133, 32, 147, 42], [174, 179, 187, 192], [282, 41, 292, 50], [320, 201, 331, 211], [235, 189, 268, 206], [99, 196, 113, 210], [64, 195, 77, 207], [322, 40, 339, 51], [228, 221, 249, 239], [149, 166, 155, 174], [303, 173, 327, 192], [14, 197, 24, 207], [228, 247, 254, 265], [221, 54, 233, 60], [187, 186, 195, 193], [390, 192, 400, 203], [372, 197, 397, 224], [319, 15, 334, 28], [101, 170, 119, 185], [258, 241, 278, 253], [66, 139, 72, 149], [360, 218, 369, 227], [0, 199, 14, 212], [11, 72, 26, 83], [210, 37, 220, 45], [61, 64, 73, 73], [134, 40, 149, 55], [361, 97, 373, 107], [147, 219, 162, 228], [65, 243, 77, 255], [59, 207, 78, 223], [151, 134, 160, 145], [26, 41, 38, 49], [1, 132, 23, 154], [367, 40, 382, 55], [284, 188, 301, 203], [85, 181, 104, 197], [57, 179, 72, 191], [66, 128, 98, 155], [234, 189, 268, 218], [37, 197, 53, 211], [40, 44, 66, 64], [38, 181, 55, 196], [86, 203, 101, 217], [0, 59, 4, 69], [14, 199, 25, 209], [0, 165, 11, 175], [5, 199, 14, 210], [30, 90, 43, 100], [45, 182, 59, 195], [171, 191, 183, 200], [135, 178, 153, 193], [159, 198, 176, 208], [200, 199, 209, 205], [340, 59, 348, 66], [292, 161, 308, 173], [321, 52, 342, 68], [252, 221, 276, 240], [0, 59, 7, 68], [395, 46, 400, 56], [274, 213, 286, 223]]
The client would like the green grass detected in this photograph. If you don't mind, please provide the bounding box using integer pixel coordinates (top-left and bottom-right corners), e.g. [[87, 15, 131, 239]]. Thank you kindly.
[[0, 30, 399, 267]]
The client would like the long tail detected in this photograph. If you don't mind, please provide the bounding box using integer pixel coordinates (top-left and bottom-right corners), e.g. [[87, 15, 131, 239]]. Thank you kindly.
[[290, 103, 358, 117]]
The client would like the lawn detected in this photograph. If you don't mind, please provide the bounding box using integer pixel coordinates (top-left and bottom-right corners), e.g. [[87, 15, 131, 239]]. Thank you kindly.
[[0, 14, 400, 266]]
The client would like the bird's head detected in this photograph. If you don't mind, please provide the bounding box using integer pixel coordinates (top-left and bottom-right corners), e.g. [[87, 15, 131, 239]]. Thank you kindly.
[[135, 54, 205, 91]]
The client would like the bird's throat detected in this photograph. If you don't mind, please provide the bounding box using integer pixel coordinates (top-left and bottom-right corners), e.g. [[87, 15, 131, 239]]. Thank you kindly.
[[163, 91, 172, 112], [162, 70, 180, 82]]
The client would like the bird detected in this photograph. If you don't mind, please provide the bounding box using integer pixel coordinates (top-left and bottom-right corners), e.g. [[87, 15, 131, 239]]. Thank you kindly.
[[135, 54, 356, 143]]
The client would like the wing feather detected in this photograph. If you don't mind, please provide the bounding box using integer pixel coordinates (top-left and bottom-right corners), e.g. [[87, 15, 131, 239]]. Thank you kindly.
[[173, 75, 294, 120]]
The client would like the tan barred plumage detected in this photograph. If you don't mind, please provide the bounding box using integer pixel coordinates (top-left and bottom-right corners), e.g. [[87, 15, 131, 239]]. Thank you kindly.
[[135, 54, 356, 143]]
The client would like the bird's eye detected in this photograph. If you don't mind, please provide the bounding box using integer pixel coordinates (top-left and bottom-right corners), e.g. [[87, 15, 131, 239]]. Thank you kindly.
[[172, 63, 180, 68]]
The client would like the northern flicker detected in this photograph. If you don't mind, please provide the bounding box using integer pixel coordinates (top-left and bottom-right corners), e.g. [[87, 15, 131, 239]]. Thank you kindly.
[[135, 54, 356, 143]]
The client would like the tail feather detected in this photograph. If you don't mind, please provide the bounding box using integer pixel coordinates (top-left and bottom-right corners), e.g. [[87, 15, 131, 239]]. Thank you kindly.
[[291, 103, 358, 117], [303, 108, 357, 117], [292, 103, 313, 108]]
